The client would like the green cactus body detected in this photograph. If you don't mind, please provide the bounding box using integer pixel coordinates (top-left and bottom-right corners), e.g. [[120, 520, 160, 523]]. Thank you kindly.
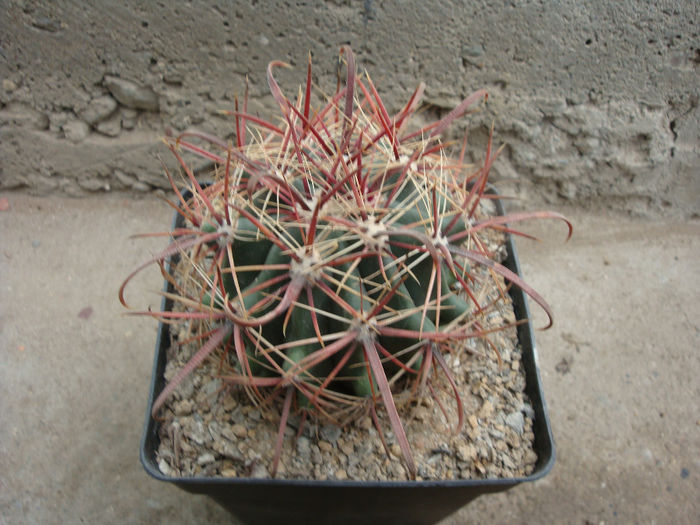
[[320, 257, 375, 398], [283, 286, 333, 407]]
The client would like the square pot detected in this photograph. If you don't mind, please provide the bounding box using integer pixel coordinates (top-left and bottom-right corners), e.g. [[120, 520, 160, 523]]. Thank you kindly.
[[139, 194, 555, 525]]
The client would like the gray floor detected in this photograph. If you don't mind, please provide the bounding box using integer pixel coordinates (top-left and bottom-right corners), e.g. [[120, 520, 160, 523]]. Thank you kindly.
[[1, 194, 698, 524]]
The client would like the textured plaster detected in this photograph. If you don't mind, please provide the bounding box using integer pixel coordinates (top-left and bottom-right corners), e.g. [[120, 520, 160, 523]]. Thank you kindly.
[[1, 0, 698, 216]]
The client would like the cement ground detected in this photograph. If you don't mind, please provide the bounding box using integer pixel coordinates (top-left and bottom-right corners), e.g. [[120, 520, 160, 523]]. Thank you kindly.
[[1, 193, 698, 524]]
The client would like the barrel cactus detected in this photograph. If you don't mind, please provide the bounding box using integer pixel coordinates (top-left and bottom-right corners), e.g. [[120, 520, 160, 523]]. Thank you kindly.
[[121, 47, 570, 479]]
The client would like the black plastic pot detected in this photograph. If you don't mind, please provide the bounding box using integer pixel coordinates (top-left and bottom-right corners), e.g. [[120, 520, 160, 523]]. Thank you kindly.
[[140, 195, 555, 525]]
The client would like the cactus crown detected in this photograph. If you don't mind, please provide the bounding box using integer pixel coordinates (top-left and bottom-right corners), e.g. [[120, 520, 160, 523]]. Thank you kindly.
[[121, 47, 571, 479]]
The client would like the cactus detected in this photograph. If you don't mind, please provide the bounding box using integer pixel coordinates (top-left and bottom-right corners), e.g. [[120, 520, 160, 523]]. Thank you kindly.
[[121, 47, 571, 479]]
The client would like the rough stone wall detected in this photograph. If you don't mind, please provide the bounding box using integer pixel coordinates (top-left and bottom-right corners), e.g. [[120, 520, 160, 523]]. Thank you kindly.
[[1, 0, 698, 217]]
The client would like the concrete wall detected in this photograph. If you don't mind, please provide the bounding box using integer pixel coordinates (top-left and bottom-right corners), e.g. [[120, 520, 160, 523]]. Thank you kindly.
[[1, 0, 698, 217]]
